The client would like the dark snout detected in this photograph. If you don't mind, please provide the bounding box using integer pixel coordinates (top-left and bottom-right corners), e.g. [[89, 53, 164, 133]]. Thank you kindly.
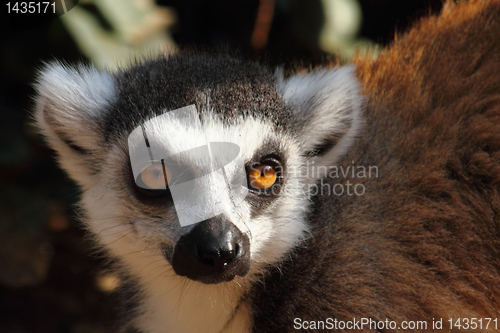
[[168, 216, 250, 284]]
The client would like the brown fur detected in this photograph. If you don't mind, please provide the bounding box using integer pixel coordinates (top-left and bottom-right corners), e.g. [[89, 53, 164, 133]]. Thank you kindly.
[[251, 1, 500, 331]]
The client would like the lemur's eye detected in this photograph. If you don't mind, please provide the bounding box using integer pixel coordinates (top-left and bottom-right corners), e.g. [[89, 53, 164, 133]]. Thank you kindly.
[[138, 162, 171, 190], [248, 164, 279, 191]]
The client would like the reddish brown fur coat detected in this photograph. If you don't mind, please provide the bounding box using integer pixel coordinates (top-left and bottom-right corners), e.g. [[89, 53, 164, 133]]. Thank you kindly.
[[251, 1, 500, 331], [354, 0, 500, 320]]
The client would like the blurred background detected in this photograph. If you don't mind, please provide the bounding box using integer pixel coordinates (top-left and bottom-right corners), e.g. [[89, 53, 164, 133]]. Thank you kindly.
[[1, 0, 442, 332]]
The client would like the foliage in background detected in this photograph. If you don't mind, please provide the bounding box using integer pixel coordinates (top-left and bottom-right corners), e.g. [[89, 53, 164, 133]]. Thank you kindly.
[[61, 0, 376, 68], [60, 0, 177, 69]]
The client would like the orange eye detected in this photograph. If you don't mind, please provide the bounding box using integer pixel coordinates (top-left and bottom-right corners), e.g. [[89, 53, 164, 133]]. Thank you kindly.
[[248, 165, 278, 190], [139, 163, 171, 189]]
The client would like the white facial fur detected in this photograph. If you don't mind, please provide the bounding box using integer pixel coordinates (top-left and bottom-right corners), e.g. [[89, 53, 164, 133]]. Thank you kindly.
[[35, 61, 363, 333], [77, 114, 307, 333], [92, 113, 307, 264]]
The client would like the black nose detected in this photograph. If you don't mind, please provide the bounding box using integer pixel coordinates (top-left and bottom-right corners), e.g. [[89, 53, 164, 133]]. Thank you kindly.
[[169, 217, 250, 284], [197, 238, 238, 269]]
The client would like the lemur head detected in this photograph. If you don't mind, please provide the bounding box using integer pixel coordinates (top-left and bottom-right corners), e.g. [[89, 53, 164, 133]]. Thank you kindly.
[[35, 54, 362, 285]]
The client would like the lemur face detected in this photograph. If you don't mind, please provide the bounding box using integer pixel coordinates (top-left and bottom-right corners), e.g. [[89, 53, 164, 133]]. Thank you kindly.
[[119, 104, 305, 284], [35, 54, 362, 285]]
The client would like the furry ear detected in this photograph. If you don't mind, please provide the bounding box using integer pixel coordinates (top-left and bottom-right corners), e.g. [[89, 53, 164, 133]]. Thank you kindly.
[[278, 66, 363, 167], [34, 62, 117, 187]]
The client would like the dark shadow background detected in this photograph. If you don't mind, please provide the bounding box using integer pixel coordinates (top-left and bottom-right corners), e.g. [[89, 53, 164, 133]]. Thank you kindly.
[[0, 1, 442, 332]]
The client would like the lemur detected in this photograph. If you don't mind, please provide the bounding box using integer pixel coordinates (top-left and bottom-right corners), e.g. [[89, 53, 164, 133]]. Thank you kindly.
[[34, 1, 500, 332]]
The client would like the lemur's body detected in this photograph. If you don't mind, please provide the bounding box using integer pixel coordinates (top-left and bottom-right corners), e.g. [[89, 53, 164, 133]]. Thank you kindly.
[[35, 1, 500, 332]]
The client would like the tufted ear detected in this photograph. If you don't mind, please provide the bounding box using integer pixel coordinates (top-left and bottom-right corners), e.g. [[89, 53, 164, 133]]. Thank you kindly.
[[278, 66, 363, 167], [34, 62, 117, 187]]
